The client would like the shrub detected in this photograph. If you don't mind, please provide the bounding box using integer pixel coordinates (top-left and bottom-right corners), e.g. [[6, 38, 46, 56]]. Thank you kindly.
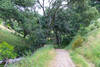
[[72, 35, 84, 49], [0, 30, 30, 56], [82, 18, 100, 35], [96, 18, 100, 28], [67, 34, 84, 49], [0, 42, 17, 60]]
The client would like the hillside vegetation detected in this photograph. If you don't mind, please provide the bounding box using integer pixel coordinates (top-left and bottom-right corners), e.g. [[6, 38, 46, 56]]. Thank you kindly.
[[0, 28, 30, 58], [0, 0, 100, 67], [0, 30, 28, 47], [66, 29, 100, 67], [8, 45, 56, 67]]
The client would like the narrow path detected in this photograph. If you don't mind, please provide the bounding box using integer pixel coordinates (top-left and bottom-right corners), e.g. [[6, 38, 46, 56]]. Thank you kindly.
[[49, 49, 76, 67]]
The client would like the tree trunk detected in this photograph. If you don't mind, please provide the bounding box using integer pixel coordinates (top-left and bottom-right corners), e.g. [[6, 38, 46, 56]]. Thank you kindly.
[[23, 30, 27, 38], [54, 30, 61, 46]]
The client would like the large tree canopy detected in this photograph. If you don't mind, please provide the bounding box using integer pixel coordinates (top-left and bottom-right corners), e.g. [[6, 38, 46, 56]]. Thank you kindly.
[[0, 0, 99, 48]]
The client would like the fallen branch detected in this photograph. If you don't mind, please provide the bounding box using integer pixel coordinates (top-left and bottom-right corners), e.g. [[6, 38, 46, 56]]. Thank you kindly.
[[0, 58, 23, 65]]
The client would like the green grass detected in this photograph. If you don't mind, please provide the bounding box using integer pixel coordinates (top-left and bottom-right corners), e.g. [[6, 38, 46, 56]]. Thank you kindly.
[[0, 65, 4, 67], [66, 29, 100, 67], [70, 51, 89, 67], [0, 30, 28, 47], [7, 45, 56, 67], [0, 29, 30, 56]]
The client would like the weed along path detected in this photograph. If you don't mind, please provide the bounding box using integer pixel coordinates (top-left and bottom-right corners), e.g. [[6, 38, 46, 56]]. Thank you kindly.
[[49, 49, 76, 67]]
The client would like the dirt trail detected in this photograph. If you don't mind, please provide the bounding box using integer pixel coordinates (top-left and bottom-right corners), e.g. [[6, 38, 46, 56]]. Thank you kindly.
[[49, 49, 76, 67]]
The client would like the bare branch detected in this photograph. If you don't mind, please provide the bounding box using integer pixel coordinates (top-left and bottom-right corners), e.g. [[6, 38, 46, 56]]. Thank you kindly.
[[37, 0, 46, 16]]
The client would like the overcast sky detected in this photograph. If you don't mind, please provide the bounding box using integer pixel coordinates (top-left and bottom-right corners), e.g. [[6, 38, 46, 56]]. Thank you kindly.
[[35, 0, 68, 15], [35, 0, 49, 15]]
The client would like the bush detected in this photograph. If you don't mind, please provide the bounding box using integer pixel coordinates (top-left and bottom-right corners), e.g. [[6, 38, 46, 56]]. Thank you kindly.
[[72, 35, 84, 49], [0, 30, 30, 56], [0, 42, 17, 60], [66, 34, 84, 49], [81, 18, 100, 35]]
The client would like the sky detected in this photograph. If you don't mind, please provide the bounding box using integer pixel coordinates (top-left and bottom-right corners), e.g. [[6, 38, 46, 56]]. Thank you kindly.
[[35, 0, 49, 15], [35, 0, 68, 15]]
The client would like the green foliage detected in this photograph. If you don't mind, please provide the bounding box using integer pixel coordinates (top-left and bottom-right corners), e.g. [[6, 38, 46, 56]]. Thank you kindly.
[[86, 23, 97, 32], [13, 0, 35, 7], [0, 30, 27, 46], [8, 45, 56, 67], [0, 0, 13, 9], [52, 1, 98, 46], [29, 29, 47, 50], [82, 7, 99, 26], [91, 0, 100, 11], [0, 42, 17, 60], [0, 0, 99, 48], [0, 30, 30, 56], [0, 0, 37, 39], [67, 28, 100, 67], [80, 18, 100, 35], [70, 51, 89, 67], [78, 30, 100, 67]]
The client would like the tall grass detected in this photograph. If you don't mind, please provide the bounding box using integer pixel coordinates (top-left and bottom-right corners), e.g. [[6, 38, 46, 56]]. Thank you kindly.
[[7, 45, 56, 67], [0, 30, 30, 56], [70, 51, 89, 67], [0, 30, 28, 47], [66, 29, 100, 67]]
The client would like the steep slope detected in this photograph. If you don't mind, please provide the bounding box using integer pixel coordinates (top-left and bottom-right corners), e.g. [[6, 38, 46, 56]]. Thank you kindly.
[[0, 25, 28, 47], [0, 25, 15, 33], [0, 25, 30, 58], [67, 29, 100, 67]]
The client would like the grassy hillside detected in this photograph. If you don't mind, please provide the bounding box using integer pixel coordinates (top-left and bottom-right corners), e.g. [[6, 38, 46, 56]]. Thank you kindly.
[[8, 45, 56, 67], [0, 30, 28, 47], [0, 29, 30, 56], [66, 29, 100, 67]]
